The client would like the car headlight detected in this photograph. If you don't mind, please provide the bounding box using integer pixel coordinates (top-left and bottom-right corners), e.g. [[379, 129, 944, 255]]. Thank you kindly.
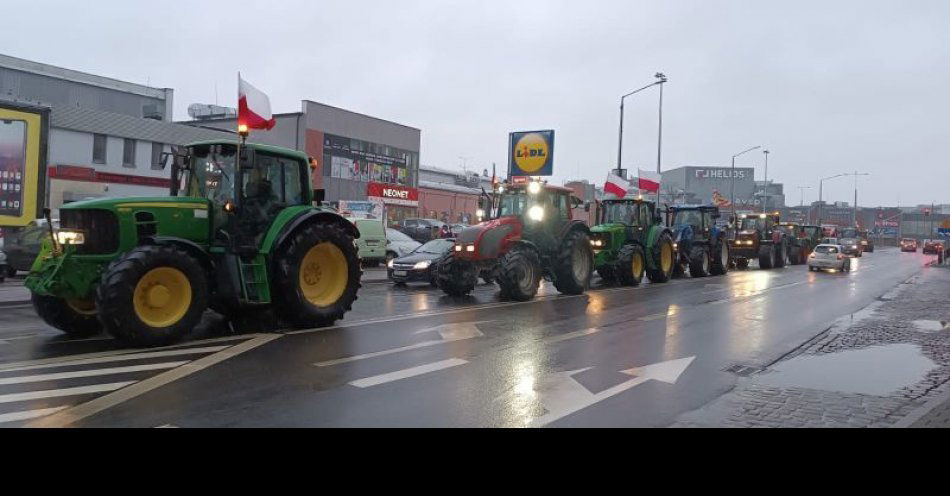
[[387, 259, 395, 268], [528, 205, 544, 222], [56, 230, 85, 245], [414, 261, 431, 270]]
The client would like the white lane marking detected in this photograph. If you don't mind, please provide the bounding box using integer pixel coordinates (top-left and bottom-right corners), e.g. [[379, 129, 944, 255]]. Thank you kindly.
[[0, 406, 69, 424], [541, 328, 601, 345], [0, 335, 262, 372], [349, 358, 468, 388], [529, 357, 696, 428], [315, 322, 484, 367], [0, 381, 135, 404], [154, 424, 179, 428], [0, 361, 189, 386], [0, 346, 229, 373], [26, 334, 281, 428]]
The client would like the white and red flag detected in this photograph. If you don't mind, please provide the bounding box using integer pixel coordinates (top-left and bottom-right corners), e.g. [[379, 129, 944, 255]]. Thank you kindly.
[[637, 169, 661, 193], [604, 172, 631, 198], [238, 74, 276, 131]]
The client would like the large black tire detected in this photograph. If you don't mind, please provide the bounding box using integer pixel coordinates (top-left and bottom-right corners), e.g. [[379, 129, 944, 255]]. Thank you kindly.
[[758, 244, 775, 269], [552, 230, 593, 295], [436, 254, 477, 296], [597, 267, 616, 284], [32, 293, 101, 338], [788, 243, 802, 265], [689, 246, 711, 278], [97, 245, 208, 347], [498, 246, 542, 301], [273, 222, 362, 329], [775, 239, 788, 268], [616, 244, 646, 287], [646, 232, 675, 283], [710, 238, 729, 276]]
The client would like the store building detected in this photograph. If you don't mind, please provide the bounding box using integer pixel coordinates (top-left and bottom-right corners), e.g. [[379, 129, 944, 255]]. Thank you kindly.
[[416, 166, 492, 224], [661, 166, 756, 209], [184, 100, 421, 224]]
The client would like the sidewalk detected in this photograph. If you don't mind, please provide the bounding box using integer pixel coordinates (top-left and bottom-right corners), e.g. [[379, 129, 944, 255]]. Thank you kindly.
[[674, 266, 950, 428]]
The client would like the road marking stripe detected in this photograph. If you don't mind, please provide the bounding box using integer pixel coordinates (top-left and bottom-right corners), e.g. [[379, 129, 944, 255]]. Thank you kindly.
[[349, 358, 468, 388], [542, 328, 601, 344], [0, 406, 69, 424], [0, 361, 189, 386], [25, 334, 281, 428], [315, 340, 444, 367], [0, 381, 135, 404], [0, 346, 229, 373]]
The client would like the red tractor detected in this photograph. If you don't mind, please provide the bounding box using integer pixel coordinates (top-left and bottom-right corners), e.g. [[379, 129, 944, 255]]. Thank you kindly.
[[436, 180, 594, 301]]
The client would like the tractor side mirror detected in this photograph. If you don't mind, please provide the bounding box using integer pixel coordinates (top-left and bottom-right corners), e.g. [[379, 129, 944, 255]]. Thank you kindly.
[[313, 189, 326, 204]]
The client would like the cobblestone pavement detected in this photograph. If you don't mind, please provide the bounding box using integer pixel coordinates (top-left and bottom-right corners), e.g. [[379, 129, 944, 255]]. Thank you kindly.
[[673, 266, 950, 428]]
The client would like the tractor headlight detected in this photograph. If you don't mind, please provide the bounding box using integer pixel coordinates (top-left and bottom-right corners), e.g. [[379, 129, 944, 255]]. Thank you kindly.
[[528, 205, 545, 222], [414, 261, 432, 270], [466, 245, 475, 252], [387, 259, 395, 269], [591, 239, 604, 248], [455, 245, 463, 252], [476, 209, 485, 219], [528, 181, 542, 195], [56, 230, 85, 245]]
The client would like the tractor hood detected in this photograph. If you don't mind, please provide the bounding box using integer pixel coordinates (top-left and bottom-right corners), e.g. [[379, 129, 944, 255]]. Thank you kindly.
[[61, 196, 209, 211], [590, 223, 626, 234], [455, 216, 522, 260]]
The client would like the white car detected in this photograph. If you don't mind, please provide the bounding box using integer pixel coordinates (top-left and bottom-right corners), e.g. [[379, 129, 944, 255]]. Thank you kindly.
[[385, 228, 422, 264], [808, 244, 852, 272]]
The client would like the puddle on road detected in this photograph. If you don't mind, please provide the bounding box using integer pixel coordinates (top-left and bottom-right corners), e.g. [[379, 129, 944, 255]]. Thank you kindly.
[[756, 344, 936, 396], [912, 320, 947, 332]]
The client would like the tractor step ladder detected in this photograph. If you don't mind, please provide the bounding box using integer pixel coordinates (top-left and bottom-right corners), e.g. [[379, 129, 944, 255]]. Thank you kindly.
[[238, 255, 271, 304]]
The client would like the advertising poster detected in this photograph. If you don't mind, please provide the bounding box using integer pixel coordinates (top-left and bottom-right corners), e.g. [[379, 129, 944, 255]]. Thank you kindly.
[[0, 103, 47, 227], [0, 120, 26, 217], [509, 130, 555, 177]]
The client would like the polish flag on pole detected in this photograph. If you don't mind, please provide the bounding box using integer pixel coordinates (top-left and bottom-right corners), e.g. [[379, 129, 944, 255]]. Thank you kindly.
[[604, 172, 631, 198], [238, 74, 276, 132], [637, 169, 661, 193]]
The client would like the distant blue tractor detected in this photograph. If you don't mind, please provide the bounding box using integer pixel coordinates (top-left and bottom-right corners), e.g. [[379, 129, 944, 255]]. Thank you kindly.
[[668, 206, 730, 278]]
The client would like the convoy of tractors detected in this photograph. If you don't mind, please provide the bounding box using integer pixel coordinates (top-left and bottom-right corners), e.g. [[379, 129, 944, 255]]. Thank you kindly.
[[20, 136, 873, 348]]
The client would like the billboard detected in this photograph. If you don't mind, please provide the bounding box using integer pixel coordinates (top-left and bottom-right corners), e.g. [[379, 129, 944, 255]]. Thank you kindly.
[[0, 102, 48, 227], [509, 130, 555, 177]]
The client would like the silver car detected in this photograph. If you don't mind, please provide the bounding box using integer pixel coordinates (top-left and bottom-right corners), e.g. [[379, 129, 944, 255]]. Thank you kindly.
[[385, 228, 422, 264], [808, 244, 852, 272]]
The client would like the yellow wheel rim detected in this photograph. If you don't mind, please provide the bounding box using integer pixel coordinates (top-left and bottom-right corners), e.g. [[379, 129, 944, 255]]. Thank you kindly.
[[661, 242, 673, 273], [67, 298, 97, 316], [632, 251, 643, 277], [299, 242, 348, 308], [133, 267, 192, 328]]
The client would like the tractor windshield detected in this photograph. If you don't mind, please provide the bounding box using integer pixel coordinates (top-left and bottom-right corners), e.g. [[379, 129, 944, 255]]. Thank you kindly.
[[739, 218, 765, 231], [179, 144, 237, 205], [672, 210, 702, 228], [497, 191, 529, 217], [803, 226, 821, 239], [602, 202, 638, 225], [839, 227, 858, 238]]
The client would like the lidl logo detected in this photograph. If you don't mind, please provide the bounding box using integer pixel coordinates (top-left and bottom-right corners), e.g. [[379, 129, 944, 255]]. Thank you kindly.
[[509, 130, 555, 177]]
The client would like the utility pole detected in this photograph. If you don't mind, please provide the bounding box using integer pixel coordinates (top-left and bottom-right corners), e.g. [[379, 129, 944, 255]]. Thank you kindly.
[[616, 74, 666, 178], [797, 186, 812, 207], [762, 149, 770, 213], [655, 72, 667, 206]]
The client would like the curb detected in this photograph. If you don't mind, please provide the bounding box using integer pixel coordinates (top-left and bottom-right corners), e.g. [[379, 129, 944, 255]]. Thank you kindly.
[[893, 389, 950, 428]]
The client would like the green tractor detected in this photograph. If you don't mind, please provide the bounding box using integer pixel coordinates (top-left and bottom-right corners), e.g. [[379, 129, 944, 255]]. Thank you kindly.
[[26, 140, 362, 347], [590, 199, 676, 286]]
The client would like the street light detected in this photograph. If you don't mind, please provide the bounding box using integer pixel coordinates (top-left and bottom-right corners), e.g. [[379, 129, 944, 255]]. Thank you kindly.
[[654, 72, 668, 205], [616, 73, 667, 178], [817, 173, 848, 226], [842, 171, 870, 226], [761, 149, 770, 213], [797, 186, 812, 207], [730, 145, 761, 215]]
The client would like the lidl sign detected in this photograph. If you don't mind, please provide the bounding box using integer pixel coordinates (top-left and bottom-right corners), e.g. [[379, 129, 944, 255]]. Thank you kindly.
[[509, 130, 555, 177]]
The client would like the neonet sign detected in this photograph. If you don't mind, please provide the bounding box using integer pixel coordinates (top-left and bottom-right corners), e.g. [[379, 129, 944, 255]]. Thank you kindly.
[[367, 182, 419, 207]]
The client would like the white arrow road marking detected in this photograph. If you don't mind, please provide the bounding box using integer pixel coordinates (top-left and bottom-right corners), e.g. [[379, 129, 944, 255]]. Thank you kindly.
[[315, 322, 485, 367], [529, 357, 696, 427], [349, 358, 469, 388]]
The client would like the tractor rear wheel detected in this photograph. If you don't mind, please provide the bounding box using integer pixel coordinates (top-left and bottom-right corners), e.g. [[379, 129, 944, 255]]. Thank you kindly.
[[97, 245, 208, 347], [436, 254, 477, 296], [689, 246, 711, 278], [646, 232, 675, 283], [553, 230, 593, 295], [788, 243, 802, 265], [759, 244, 776, 269], [710, 238, 729, 275], [498, 246, 542, 301], [775, 240, 788, 268], [32, 293, 102, 338], [273, 222, 361, 329], [617, 244, 646, 286]]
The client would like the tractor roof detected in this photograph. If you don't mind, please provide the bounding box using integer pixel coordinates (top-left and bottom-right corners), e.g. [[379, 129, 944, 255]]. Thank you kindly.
[[507, 183, 574, 194], [670, 205, 719, 211], [186, 140, 309, 162]]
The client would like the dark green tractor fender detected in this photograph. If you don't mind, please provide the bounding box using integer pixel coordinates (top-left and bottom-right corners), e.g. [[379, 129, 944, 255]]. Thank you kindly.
[[263, 208, 361, 257]]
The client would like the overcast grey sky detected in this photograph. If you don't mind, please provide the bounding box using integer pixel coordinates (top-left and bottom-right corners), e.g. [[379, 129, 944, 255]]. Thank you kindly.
[[5, 0, 949, 206]]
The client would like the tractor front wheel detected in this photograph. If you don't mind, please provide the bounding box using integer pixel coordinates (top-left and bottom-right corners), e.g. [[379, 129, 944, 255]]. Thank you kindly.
[[710, 238, 729, 276], [646, 233, 675, 283], [273, 222, 362, 329], [553, 230, 593, 295], [689, 246, 711, 278], [617, 244, 646, 287], [97, 245, 208, 347], [498, 246, 542, 301], [436, 254, 477, 296], [32, 293, 102, 338]]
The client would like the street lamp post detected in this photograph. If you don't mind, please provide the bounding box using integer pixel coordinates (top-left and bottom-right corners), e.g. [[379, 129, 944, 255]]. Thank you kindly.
[[818, 173, 848, 226], [730, 145, 761, 217], [762, 149, 770, 213], [797, 186, 812, 207], [655, 72, 667, 205], [843, 171, 870, 226], [616, 73, 667, 179]]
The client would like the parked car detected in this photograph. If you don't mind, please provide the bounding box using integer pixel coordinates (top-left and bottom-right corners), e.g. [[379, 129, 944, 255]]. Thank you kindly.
[[0, 250, 7, 283], [858, 230, 874, 253], [348, 218, 388, 267], [808, 244, 852, 272], [4, 218, 59, 277], [450, 224, 468, 236], [923, 239, 944, 255], [900, 238, 919, 252], [388, 238, 457, 285], [385, 228, 422, 263], [398, 218, 446, 243]]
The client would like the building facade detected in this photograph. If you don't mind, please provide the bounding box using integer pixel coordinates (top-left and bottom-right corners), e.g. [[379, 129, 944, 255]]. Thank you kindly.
[[661, 166, 756, 209]]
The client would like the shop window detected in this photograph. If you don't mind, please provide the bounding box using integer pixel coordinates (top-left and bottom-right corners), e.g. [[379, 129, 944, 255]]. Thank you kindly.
[[151, 142, 164, 170], [122, 139, 136, 168], [93, 134, 107, 164]]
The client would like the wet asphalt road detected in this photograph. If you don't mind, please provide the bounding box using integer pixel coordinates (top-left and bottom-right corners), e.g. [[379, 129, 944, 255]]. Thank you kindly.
[[0, 248, 933, 427]]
